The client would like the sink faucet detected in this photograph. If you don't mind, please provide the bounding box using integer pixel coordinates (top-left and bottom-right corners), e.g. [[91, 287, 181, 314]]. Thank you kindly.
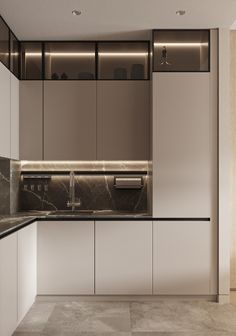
[[67, 171, 81, 211]]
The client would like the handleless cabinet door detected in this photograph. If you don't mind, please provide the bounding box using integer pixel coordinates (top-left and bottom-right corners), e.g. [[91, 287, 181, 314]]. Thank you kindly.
[[18, 223, 37, 323], [0, 61, 11, 158], [44, 81, 96, 160], [95, 220, 152, 294], [19, 81, 43, 160], [10, 74, 19, 160], [153, 73, 212, 217], [37, 221, 94, 295], [0, 233, 18, 336], [153, 220, 216, 295], [97, 81, 150, 160]]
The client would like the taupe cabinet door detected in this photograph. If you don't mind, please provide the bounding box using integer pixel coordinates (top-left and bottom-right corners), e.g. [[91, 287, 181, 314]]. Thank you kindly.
[[153, 73, 213, 217], [0, 61, 11, 158], [44, 81, 96, 160], [11, 74, 19, 160], [97, 81, 150, 160], [20, 81, 43, 160]]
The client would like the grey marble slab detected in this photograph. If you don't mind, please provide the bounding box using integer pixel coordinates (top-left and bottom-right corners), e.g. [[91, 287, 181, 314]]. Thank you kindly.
[[0, 157, 21, 216], [0, 156, 11, 215], [20, 175, 148, 213], [10, 160, 21, 214]]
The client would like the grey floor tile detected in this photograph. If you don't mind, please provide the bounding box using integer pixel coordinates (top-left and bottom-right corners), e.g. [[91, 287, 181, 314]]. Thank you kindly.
[[130, 301, 215, 333], [199, 302, 236, 333], [43, 301, 131, 334], [131, 333, 236, 336], [13, 333, 46, 336], [130, 301, 236, 333], [13, 299, 236, 336], [15, 302, 56, 333], [44, 333, 131, 336]]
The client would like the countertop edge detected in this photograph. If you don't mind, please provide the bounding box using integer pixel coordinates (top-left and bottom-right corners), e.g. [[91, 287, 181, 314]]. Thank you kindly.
[[0, 215, 211, 240]]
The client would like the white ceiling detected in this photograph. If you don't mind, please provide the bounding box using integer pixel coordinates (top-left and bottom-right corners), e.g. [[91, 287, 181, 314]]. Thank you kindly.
[[1, 0, 236, 40]]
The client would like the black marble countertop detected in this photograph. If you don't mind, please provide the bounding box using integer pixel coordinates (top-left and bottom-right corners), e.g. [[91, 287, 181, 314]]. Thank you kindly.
[[0, 211, 211, 240], [0, 210, 153, 240], [0, 214, 38, 240]]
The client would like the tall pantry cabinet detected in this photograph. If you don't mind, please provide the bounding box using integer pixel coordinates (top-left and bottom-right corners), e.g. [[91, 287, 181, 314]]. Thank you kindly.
[[152, 29, 218, 295]]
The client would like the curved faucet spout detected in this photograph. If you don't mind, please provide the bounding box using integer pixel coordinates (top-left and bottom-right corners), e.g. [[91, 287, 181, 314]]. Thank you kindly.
[[67, 171, 81, 211]]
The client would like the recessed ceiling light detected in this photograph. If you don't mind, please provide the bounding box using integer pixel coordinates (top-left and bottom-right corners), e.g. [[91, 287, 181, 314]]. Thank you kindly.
[[72, 9, 82, 16], [176, 10, 186, 16]]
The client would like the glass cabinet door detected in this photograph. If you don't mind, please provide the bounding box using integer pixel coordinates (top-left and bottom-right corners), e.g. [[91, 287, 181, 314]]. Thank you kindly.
[[21, 42, 43, 79], [0, 17, 9, 68], [153, 30, 210, 72], [10, 32, 19, 78], [98, 42, 149, 80], [44, 42, 96, 80]]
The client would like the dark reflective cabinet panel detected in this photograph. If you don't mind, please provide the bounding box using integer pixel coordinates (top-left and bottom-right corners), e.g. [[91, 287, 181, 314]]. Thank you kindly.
[[153, 30, 210, 72], [21, 42, 43, 79], [10, 32, 19, 77], [98, 42, 149, 80], [44, 42, 96, 80], [0, 16, 9, 68]]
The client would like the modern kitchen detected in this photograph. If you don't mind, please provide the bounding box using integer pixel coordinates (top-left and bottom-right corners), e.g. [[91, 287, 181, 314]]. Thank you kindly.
[[0, 1, 235, 335]]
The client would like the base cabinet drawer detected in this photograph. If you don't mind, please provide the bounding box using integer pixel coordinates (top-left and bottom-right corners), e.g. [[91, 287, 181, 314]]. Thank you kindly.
[[37, 221, 94, 295], [153, 220, 216, 295], [95, 220, 152, 294]]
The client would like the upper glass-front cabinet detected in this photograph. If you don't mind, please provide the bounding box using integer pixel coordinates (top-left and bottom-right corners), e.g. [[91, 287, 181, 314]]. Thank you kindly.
[[21, 42, 43, 79], [10, 32, 19, 77], [98, 42, 150, 80], [153, 30, 210, 72], [19, 40, 150, 80], [0, 17, 9, 68], [44, 42, 96, 80]]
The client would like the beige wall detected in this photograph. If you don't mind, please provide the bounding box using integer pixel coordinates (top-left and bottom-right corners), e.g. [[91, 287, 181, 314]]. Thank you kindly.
[[230, 31, 236, 289]]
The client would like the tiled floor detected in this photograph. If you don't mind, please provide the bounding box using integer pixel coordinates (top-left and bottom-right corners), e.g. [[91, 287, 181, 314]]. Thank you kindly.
[[14, 297, 236, 336]]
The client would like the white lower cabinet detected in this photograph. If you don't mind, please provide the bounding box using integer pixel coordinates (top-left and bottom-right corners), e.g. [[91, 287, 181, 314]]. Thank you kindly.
[[18, 222, 37, 322], [95, 220, 152, 294], [0, 233, 18, 336], [153, 220, 215, 295], [37, 221, 94, 295]]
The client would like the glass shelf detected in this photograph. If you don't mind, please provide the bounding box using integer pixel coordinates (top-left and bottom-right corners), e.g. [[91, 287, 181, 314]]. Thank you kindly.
[[153, 30, 210, 72], [21, 42, 43, 80], [44, 42, 96, 80], [0, 17, 9, 68], [10, 32, 20, 77], [98, 42, 149, 80]]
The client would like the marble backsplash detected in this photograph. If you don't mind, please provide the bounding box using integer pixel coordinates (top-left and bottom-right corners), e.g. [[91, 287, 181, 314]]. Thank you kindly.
[[20, 174, 148, 213], [0, 157, 20, 215]]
